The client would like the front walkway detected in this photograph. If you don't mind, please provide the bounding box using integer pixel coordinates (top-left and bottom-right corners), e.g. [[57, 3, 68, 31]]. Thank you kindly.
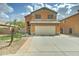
[[13, 34, 79, 56]]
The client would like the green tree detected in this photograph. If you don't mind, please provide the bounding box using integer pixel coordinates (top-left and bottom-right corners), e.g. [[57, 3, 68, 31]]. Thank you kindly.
[[7, 20, 25, 46]]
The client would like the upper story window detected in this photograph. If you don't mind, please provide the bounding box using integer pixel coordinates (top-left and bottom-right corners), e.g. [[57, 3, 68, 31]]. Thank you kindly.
[[35, 15, 41, 19], [48, 15, 53, 19]]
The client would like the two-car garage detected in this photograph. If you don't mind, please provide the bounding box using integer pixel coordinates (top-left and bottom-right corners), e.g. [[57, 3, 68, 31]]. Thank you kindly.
[[30, 21, 60, 35], [35, 25, 56, 35]]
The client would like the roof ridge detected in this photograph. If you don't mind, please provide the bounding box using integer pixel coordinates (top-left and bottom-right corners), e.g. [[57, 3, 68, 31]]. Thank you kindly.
[[25, 7, 57, 17], [31, 7, 57, 14]]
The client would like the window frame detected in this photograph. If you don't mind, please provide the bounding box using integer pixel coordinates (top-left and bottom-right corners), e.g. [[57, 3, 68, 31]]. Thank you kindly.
[[48, 15, 53, 19], [35, 14, 41, 19]]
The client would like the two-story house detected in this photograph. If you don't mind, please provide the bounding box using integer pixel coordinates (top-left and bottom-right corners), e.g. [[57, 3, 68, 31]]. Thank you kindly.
[[25, 7, 60, 35]]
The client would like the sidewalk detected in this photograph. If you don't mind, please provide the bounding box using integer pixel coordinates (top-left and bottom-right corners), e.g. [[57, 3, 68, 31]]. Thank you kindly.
[[15, 37, 33, 55]]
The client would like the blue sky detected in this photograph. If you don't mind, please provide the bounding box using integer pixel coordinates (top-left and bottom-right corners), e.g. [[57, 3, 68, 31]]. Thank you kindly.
[[0, 3, 79, 22]]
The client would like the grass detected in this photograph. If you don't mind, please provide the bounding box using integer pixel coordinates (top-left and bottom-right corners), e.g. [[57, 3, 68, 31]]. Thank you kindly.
[[0, 32, 22, 41]]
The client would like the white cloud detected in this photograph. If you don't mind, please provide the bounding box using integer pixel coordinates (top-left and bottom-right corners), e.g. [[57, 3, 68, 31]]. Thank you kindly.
[[0, 3, 14, 13], [34, 3, 44, 7], [58, 3, 67, 8], [54, 4, 59, 7], [20, 13, 28, 16], [54, 3, 79, 11], [24, 5, 33, 15], [52, 8, 58, 11], [27, 5, 33, 12], [0, 12, 9, 18], [65, 4, 79, 14], [0, 3, 14, 22], [24, 3, 45, 15], [43, 4, 58, 12], [32, 3, 44, 10], [66, 8, 72, 14], [45, 4, 52, 9], [54, 3, 79, 9], [9, 13, 25, 21], [53, 3, 79, 19], [57, 13, 65, 20], [0, 12, 9, 22], [66, 4, 79, 9]]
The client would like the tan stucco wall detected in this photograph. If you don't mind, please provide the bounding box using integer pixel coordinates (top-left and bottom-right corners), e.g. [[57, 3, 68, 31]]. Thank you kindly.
[[31, 9, 57, 20], [56, 24, 60, 34], [30, 24, 35, 33], [25, 15, 32, 32], [60, 13, 79, 35]]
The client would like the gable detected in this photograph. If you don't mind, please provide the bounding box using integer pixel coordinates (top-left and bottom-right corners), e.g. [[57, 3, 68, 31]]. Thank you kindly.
[[33, 9, 55, 15], [24, 7, 57, 21], [31, 7, 57, 15]]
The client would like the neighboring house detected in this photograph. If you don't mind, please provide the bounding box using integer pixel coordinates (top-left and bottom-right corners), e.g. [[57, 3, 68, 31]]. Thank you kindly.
[[0, 22, 17, 34], [25, 7, 60, 35], [60, 13, 79, 36], [0, 24, 11, 34]]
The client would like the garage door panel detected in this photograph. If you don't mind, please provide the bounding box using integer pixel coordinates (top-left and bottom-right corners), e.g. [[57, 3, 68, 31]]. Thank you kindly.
[[35, 26, 56, 35]]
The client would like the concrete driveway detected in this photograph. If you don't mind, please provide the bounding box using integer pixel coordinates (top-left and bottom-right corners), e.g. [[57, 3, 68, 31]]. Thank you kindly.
[[15, 34, 79, 56]]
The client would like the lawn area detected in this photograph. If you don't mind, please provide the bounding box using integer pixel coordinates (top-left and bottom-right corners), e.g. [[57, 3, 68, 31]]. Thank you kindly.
[[0, 32, 22, 41]]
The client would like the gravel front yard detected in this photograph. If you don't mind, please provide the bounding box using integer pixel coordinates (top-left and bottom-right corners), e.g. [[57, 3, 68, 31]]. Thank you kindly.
[[0, 37, 27, 55]]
